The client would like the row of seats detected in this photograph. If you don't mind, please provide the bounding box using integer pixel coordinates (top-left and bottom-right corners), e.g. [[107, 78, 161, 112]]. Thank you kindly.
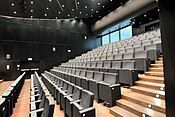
[[59, 60, 139, 86], [90, 36, 161, 53], [62, 51, 153, 72], [29, 72, 55, 117], [49, 66, 122, 106], [41, 72, 96, 117], [0, 72, 26, 117]]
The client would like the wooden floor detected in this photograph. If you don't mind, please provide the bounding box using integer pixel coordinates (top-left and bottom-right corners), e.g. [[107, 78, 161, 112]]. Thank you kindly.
[[0, 80, 14, 95], [12, 79, 30, 117]]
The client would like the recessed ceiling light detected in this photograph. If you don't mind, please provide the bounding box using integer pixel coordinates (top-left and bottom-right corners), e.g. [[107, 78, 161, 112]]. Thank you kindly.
[[14, 11, 16, 14], [31, 1, 33, 4], [46, 7, 49, 10], [11, 3, 15, 6], [98, 3, 100, 5], [72, 8, 74, 11], [77, 2, 79, 5], [144, 14, 147, 17], [31, 9, 33, 12], [102, 6, 105, 8], [85, 5, 87, 8], [58, 12, 61, 14], [49, 0, 51, 1], [96, 11, 98, 13], [91, 9, 94, 11], [86, 14, 88, 16], [68, 14, 70, 17], [80, 12, 82, 14], [31, 16, 33, 18], [55, 17, 57, 19], [44, 14, 47, 16], [62, 4, 64, 7]]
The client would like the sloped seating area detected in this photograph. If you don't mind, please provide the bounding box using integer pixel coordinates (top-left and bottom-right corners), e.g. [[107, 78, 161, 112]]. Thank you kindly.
[[29, 72, 55, 117], [0, 72, 26, 117], [61, 29, 161, 73], [41, 71, 96, 117]]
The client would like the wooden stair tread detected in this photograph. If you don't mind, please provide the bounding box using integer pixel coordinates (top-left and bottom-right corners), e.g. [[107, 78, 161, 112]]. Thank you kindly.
[[149, 68, 163, 72], [122, 92, 165, 110], [151, 64, 163, 68], [139, 75, 164, 80], [117, 99, 165, 117], [110, 106, 139, 117], [136, 81, 165, 87], [145, 72, 164, 77], [131, 86, 165, 97]]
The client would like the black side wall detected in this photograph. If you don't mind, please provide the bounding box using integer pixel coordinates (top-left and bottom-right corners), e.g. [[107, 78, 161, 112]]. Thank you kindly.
[[0, 17, 89, 80]]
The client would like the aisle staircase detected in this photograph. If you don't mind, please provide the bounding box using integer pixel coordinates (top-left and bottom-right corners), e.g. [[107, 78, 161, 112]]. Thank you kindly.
[[109, 56, 166, 117]]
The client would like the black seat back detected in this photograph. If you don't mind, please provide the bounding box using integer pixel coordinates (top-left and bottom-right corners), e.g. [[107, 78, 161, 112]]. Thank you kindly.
[[104, 73, 118, 85], [79, 90, 94, 109], [41, 97, 55, 117]]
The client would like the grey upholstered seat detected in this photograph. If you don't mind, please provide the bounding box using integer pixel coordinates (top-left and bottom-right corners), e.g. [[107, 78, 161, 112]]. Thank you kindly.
[[119, 60, 138, 86], [98, 73, 121, 107], [72, 90, 95, 117]]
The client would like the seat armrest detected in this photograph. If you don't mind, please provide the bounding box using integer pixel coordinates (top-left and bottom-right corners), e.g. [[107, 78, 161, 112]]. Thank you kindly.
[[70, 99, 81, 104], [110, 84, 120, 88], [29, 108, 44, 117], [72, 101, 83, 110], [99, 82, 110, 86], [64, 94, 73, 98], [30, 100, 41, 104], [79, 107, 95, 115]]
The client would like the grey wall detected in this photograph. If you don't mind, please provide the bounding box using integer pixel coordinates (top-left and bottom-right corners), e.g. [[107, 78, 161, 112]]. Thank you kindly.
[[0, 16, 89, 80]]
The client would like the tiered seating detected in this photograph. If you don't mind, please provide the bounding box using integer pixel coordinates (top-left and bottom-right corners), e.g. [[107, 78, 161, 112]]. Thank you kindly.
[[29, 72, 55, 117], [58, 29, 161, 87], [0, 72, 26, 117], [50, 67, 121, 107], [62, 29, 161, 73], [41, 71, 96, 117]]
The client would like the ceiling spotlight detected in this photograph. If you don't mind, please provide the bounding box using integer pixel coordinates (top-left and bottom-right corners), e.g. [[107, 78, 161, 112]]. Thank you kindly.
[[31, 16, 33, 18], [11, 3, 15, 6], [91, 9, 94, 11], [77, 2, 79, 5], [102, 6, 105, 8], [80, 12, 82, 14], [31, 1, 33, 4], [14, 11, 16, 14], [58, 12, 61, 14], [96, 10, 98, 13], [46, 7, 49, 10], [144, 14, 147, 17], [86, 14, 88, 16], [68, 14, 70, 17], [44, 14, 47, 16], [98, 3, 100, 5], [72, 9, 74, 11], [85, 5, 87, 8], [55, 17, 57, 19], [31, 9, 33, 12], [62, 4, 64, 7], [49, 0, 51, 1], [158, 9, 160, 12], [110, 0, 113, 1]]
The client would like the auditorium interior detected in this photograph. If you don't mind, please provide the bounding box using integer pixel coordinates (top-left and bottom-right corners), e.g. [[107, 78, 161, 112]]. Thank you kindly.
[[0, 0, 175, 117]]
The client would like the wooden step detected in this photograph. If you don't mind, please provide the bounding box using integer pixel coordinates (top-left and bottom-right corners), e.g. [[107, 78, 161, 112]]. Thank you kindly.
[[149, 68, 163, 72], [116, 99, 165, 117], [109, 105, 139, 117], [139, 75, 164, 83], [156, 61, 163, 64], [145, 72, 164, 77], [122, 92, 166, 113], [151, 64, 163, 68], [135, 81, 165, 90], [131, 86, 165, 100]]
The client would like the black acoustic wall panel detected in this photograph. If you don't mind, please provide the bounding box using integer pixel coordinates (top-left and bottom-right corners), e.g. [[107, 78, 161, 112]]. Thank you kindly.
[[0, 16, 89, 80]]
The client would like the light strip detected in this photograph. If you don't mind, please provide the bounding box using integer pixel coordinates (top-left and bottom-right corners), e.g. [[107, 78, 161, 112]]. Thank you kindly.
[[74, 0, 78, 10], [56, 0, 63, 11]]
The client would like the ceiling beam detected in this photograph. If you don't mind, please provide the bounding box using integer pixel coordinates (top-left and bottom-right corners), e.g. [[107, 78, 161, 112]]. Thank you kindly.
[[91, 0, 158, 34]]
